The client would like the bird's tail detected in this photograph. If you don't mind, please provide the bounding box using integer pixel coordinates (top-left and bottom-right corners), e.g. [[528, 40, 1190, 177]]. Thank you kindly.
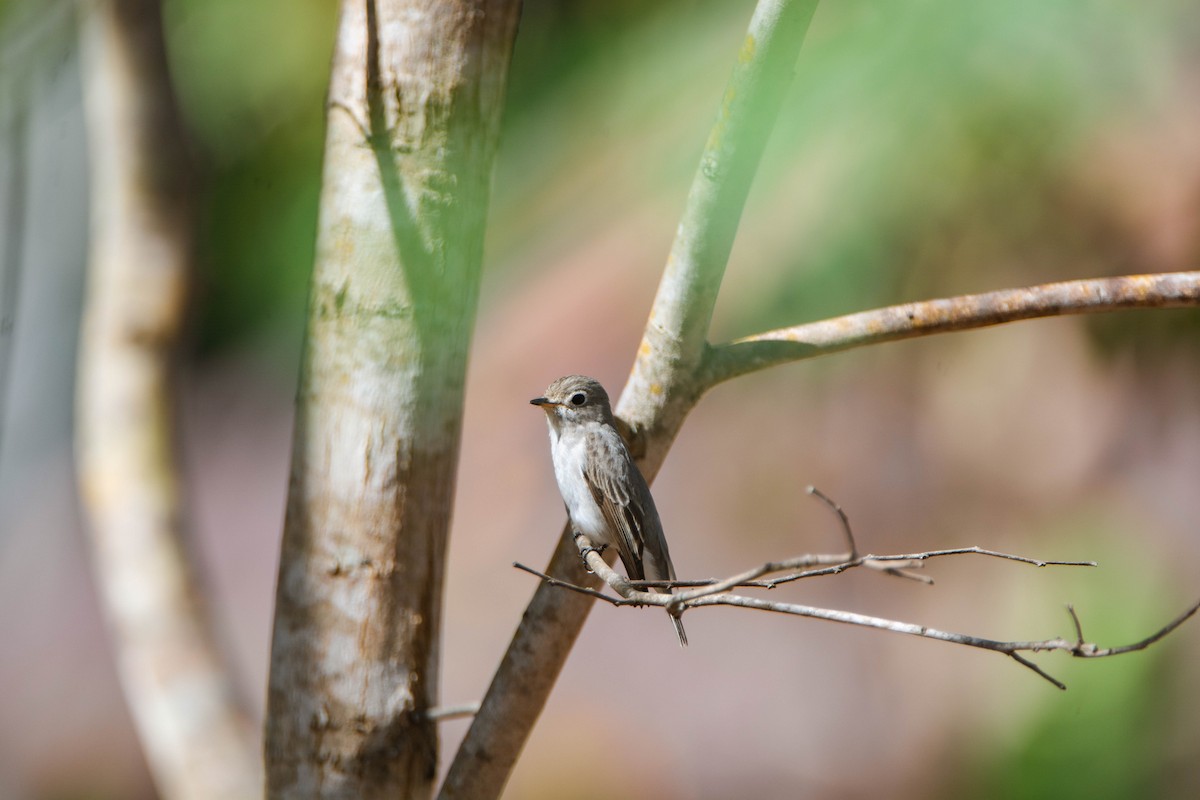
[[671, 615, 688, 647]]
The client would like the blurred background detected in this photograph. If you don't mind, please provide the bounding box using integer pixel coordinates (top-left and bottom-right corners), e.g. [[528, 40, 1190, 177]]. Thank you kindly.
[[2, 0, 1200, 797]]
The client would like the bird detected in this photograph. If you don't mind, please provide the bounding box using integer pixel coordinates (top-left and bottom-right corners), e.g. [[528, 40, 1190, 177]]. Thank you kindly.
[[530, 375, 687, 646]]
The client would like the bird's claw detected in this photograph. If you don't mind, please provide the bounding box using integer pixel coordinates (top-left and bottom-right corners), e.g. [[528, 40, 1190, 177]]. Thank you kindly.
[[579, 544, 608, 573]]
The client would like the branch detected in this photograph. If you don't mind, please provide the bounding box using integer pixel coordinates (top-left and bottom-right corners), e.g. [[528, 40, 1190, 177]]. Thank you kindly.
[[628, 485, 1093, 593], [442, 4, 820, 798], [448, 0, 1200, 790], [682, 593, 1200, 691], [704, 271, 1200, 387], [1064, 601, 1200, 657], [541, 537, 1195, 691], [627, 0, 823, 392], [76, 1, 260, 798], [623, 547, 1096, 591], [566, 534, 1093, 602]]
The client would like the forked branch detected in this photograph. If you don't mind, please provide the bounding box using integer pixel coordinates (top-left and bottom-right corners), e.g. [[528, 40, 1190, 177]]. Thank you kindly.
[[444, 0, 1200, 792], [621, 486, 1096, 592], [511, 489, 1190, 692], [517, 532, 1197, 691]]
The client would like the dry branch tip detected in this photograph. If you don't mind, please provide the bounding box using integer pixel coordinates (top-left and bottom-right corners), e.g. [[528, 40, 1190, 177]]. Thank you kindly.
[[1009, 653, 1067, 690], [515, 529, 1200, 692]]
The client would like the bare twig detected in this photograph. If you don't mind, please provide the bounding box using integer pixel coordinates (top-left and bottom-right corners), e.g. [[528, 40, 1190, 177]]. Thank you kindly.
[[622, 485, 1095, 592], [803, 485, 936, 581], [1074, 598, 1200, 657], [1067, 604, 1085, 644], [520, 541, 1094, 594], [859, 547, 1096, 569], [703, 272, 1200, 387], [562, 535, 1093, 597], [806, 485, 858, 555], [1009, 654, 1066, 690], [625, 546, 1095, 591], [512, 562, 613, 602], [542, 537, 1198, 690]]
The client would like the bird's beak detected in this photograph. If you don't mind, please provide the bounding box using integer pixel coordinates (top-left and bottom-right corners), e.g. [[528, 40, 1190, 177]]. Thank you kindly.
[[530, 397, 552, 407]]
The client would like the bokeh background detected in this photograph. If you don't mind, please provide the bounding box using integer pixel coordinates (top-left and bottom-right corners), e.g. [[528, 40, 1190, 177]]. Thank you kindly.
[[2, 0, 1200, 797]]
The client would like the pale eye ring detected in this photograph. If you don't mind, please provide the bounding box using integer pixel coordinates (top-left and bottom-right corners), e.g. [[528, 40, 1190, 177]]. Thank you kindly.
[[569, 392, 586, 406]]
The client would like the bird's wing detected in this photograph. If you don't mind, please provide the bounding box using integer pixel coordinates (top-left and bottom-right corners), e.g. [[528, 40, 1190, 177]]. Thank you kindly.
[[582, 430, 648, 581], [584, 428, 688, 646]]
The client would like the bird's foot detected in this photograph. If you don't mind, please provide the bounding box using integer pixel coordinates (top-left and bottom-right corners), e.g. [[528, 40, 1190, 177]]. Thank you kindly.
[[579, 544, 608, 573]]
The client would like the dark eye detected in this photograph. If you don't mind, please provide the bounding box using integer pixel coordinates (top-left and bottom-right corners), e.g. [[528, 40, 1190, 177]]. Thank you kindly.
[[569, 392, 586, 406]]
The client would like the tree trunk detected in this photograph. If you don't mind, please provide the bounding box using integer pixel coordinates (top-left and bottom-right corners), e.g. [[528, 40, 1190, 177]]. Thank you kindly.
[[264, 2, 521, 797], [76, 1, 261, 798]]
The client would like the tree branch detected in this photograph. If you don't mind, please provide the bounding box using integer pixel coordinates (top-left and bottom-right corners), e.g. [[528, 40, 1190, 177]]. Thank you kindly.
[[704, 271, 1200, 387], [624, 485, 1094, 592], [539, 535, 1197, 692], [626, 0, 823, 406], [622, 546, 1096, 591], [441, 4, 820, 798], [446, 1, 1199, 795]]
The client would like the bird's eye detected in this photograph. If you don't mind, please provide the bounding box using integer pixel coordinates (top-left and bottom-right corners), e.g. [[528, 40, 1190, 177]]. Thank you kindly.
[[569, 392, 586, 406]]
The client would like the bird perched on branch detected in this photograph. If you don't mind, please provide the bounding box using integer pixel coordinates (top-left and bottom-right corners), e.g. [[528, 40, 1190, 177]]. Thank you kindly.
[[531, 375, 687, 646]]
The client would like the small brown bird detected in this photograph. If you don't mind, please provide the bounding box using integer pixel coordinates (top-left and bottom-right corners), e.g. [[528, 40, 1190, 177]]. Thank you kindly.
[[531, 375, 687, 646]]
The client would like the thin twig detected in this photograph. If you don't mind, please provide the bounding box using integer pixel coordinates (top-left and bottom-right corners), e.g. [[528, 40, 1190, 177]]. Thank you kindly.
[[1074, 597, 1200, 657], [806, 485, 858, 556], [1009, 654, 1066, 690], [1067, 604, 1084, 645], [865, 547, 1095, 568], [524, 536, 1197, 690], [512, 562, 615, 603], [805, 485, 932, 580], [623, 546, 1095, 591]]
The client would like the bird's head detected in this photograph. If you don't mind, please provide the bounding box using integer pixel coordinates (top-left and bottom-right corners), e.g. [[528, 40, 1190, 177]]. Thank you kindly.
[[530, 375, 613, 426]]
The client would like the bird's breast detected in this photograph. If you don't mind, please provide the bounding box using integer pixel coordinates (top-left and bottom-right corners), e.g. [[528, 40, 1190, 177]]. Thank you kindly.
[[550, 432, 613, 546]]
